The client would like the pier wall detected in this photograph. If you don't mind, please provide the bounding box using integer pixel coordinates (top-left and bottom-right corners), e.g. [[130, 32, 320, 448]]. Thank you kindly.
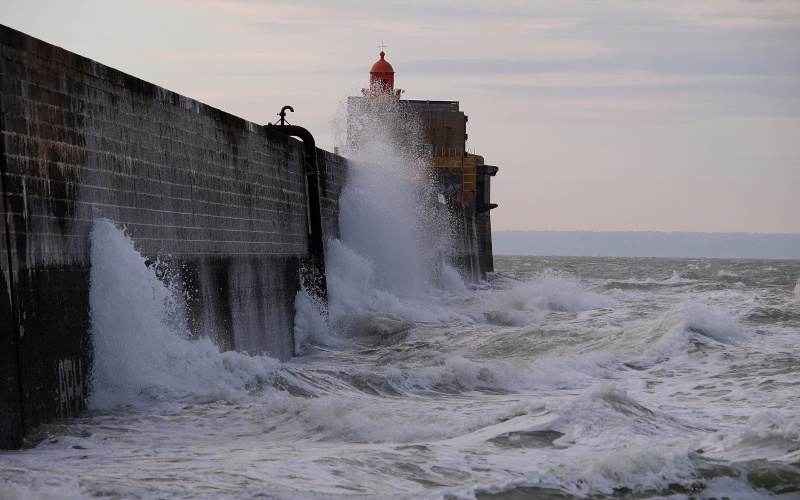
[[0, 24, 346, 449]]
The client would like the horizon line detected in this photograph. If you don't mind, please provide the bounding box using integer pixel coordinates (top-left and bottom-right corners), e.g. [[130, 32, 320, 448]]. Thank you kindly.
[[493, 230, 800, 236]]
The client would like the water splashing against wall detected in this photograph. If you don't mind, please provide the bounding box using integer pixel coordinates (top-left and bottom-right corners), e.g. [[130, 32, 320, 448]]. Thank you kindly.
[[88, 219, 283, 408], [291, 94, 467, 349], [335, 93, 456, 299]]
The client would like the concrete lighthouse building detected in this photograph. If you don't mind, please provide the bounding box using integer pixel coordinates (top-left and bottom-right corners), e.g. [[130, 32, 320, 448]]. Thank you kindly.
[[347, 48, 499, 279]]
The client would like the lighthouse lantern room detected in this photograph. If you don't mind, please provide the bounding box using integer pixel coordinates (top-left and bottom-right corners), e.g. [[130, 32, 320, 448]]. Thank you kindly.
[[364, 48, 403, 97]]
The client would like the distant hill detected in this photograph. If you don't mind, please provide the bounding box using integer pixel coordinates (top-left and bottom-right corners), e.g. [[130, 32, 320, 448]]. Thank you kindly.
[[492, 231, 800, 259]]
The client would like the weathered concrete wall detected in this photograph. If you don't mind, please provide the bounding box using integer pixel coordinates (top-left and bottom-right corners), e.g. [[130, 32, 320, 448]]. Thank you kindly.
[[0, 24, 346, 449], [476, 212, 494, 274]]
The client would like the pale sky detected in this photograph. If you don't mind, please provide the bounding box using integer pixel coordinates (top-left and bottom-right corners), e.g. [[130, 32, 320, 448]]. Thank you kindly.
[[3, 0, 799, 233]]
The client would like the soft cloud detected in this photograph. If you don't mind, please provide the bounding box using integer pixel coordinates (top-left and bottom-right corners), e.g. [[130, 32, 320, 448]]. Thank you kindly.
[[152, 50, 314, 63], [1, 0, 798, 232]]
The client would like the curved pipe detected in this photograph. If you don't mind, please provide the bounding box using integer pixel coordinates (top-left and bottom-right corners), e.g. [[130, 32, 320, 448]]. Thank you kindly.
[[265, 110, 327, 305]]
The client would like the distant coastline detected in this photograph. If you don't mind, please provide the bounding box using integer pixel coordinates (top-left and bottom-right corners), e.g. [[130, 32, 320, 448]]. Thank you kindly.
[[492, 231, 800, 259]]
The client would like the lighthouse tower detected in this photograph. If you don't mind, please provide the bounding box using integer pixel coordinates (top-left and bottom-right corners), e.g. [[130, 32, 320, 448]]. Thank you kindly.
[[363, 49, 403, 97], [345, 44, 499, 279]]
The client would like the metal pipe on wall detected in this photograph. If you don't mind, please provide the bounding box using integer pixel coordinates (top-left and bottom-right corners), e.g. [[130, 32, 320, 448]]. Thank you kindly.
[[265, 106, 328, 306]]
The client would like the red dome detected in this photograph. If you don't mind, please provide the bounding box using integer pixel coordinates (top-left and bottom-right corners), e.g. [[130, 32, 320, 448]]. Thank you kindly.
[[364, 50, 401, 96], [370, 51, 394, 74]]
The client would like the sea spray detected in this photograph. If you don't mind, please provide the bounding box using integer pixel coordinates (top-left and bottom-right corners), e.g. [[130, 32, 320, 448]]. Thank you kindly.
[[475, 270, 616, 327], [591, 300, 745, 369], [89, 219, 283, 407], [335, 93, 457, 298], [291, 92, 470, 347], [294, 237, 475, 351]]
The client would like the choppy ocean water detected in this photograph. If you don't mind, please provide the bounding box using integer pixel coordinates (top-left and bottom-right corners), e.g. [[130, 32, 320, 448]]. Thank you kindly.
[[3, 101, 800, 498], [1, 228, 798, 498]]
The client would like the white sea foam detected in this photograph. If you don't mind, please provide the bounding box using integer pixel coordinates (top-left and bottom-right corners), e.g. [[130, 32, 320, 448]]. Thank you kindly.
[[441, 264, 469, 295], [477, 271, 616, 327], [699, 411, 800, 462], [301, 240, 473, 345], [610, 300, 745, 367], [89, 219, 283, 408], [257, 390, 532, 444], [0, 477, 83, 500], [5, 225, 791, 499], [687, 302, 744, 342], [79, 216, 786, 500], [293, 284, 341, 350], [552, 445, 697, 496], [615, 270, 695, 286]]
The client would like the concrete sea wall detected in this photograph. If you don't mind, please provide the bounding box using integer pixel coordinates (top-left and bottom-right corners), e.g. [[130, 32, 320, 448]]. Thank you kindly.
[[0, 24, 346, 449], [0, 24, 494, 450]]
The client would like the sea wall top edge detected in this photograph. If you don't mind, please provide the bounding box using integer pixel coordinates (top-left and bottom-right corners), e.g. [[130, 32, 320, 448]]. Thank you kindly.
[[0, 23, 347, 165]]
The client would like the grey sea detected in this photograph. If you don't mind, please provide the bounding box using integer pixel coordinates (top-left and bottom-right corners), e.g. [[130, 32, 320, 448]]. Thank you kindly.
[[1, 246, 799, 498]]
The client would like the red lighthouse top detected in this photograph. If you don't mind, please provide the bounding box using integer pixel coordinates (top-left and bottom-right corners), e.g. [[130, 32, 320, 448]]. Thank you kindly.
[[371, 52, 394, 80], [365, 48, 403, 97]]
